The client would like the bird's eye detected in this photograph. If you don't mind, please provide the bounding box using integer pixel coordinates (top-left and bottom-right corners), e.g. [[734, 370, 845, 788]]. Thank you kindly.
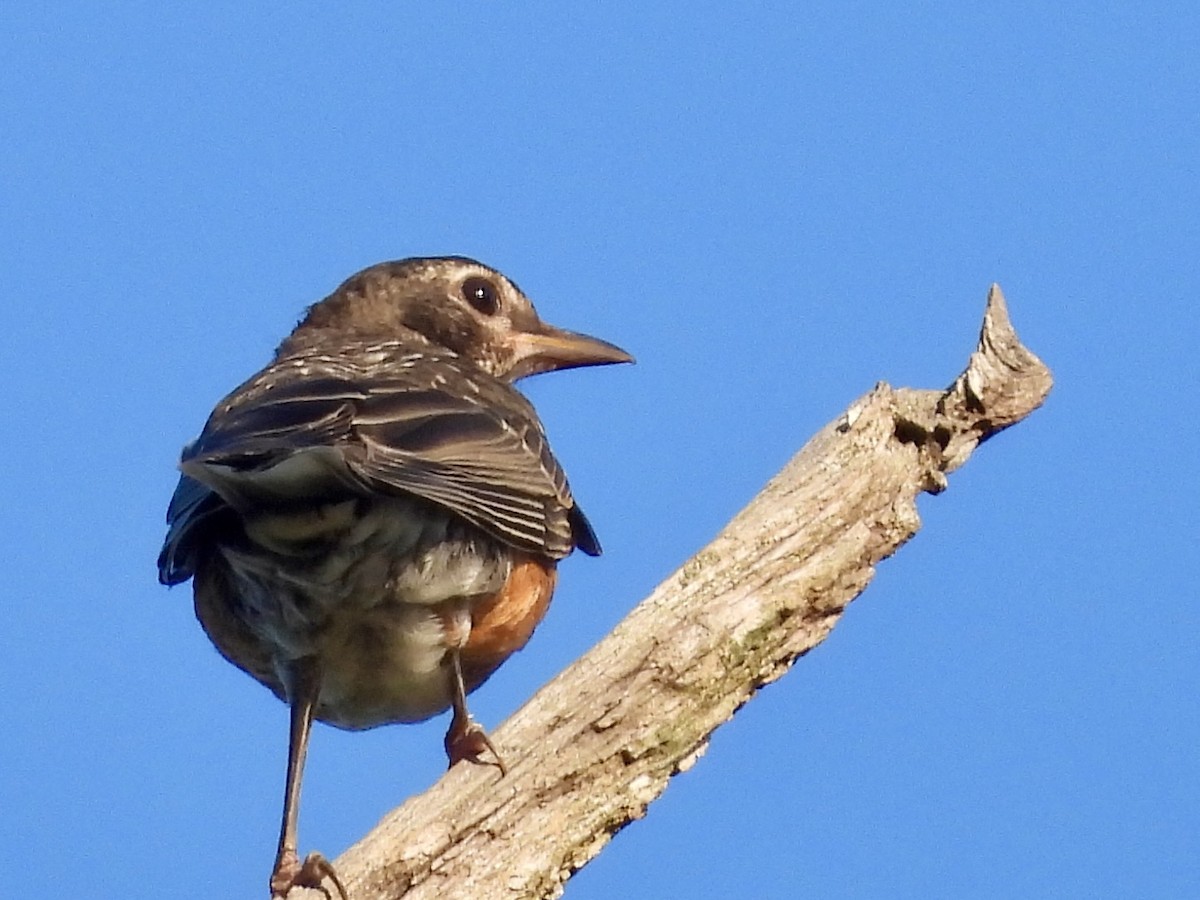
[[461, 277, 500, 316]]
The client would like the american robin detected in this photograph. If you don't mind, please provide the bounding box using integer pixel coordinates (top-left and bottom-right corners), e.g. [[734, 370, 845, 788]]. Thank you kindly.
[[157, 257, 631, 899]]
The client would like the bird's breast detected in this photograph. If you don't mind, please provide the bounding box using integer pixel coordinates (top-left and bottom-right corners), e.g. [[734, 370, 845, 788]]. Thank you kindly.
[[198, 496, 524, 729]]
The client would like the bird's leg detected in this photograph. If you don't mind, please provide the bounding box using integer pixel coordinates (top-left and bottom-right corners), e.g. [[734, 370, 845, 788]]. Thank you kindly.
[[443, 646, 507, 775], [269, 658, 348, 900]]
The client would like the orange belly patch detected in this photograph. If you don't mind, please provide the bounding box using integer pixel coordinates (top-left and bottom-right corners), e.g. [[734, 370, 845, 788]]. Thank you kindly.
[[461, 552, 558, 688]]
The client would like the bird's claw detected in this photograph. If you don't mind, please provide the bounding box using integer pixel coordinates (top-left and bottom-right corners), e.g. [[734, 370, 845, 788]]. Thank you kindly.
[[270, 849, 348, 900], [445, 715, 508, 775]]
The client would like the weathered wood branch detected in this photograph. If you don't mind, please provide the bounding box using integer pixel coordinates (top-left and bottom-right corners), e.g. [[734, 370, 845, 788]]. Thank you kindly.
[[330, 284, 1052, 900]]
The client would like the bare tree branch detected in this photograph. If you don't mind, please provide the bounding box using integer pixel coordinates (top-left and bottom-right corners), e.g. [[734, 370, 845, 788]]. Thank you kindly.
[[326, 284, 1052, 900]]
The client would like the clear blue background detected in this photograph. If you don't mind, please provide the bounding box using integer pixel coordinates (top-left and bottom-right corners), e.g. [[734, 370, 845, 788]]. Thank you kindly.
[[3, 4, 1196, 898]]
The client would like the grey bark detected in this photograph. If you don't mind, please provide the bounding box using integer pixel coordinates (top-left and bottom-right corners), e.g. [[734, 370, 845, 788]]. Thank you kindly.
[[319, 284, 1052, 899]]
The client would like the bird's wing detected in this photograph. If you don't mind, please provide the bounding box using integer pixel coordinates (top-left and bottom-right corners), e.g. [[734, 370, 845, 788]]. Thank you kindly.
[[158, 473, 229, 585], [166, 345, 598, 570]]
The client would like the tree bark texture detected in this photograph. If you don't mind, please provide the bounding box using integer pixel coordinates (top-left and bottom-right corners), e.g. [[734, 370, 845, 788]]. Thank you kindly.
[[324, 284, 1052, 899]]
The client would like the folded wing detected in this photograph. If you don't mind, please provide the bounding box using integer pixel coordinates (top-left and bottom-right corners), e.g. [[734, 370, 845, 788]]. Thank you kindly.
[[158, 344, 600, 586]]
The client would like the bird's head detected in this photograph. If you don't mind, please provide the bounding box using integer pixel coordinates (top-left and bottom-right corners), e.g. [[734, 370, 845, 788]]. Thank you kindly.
[[281, 256, 633, 381]]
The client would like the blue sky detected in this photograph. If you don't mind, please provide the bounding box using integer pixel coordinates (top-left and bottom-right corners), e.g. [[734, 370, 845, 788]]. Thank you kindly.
[[3, 4, 1197, 898]]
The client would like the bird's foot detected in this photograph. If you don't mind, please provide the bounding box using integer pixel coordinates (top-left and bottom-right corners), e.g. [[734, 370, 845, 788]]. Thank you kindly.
[[270, 849, 348, 900], [444, 715, 508, 775]]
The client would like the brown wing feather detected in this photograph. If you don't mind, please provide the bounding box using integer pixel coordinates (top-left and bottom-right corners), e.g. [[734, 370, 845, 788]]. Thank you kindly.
[[166, 341, 593, 571]]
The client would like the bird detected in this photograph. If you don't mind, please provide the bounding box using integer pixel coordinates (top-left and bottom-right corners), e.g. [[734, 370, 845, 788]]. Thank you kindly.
[[157, 256, 632, 899]]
